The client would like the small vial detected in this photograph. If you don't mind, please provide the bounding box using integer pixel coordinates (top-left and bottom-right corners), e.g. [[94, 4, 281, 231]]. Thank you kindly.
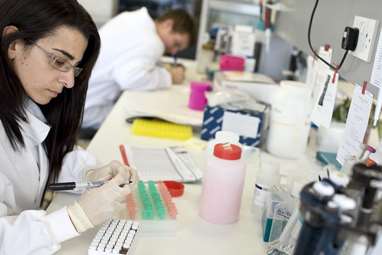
[[360, 145, 376, 164], [252, 160, 280, 210]]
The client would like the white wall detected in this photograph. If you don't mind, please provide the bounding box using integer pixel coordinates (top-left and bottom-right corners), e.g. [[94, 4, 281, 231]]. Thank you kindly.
[[276, 0, 382, 87], [78, 0, 118, 26]]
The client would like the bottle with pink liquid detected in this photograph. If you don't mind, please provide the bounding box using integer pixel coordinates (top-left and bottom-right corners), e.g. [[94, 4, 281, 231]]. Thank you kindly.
[[199, 143, 246, 224]]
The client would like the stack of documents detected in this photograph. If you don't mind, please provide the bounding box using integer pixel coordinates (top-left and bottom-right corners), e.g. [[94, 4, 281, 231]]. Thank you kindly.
[[124, 86, 203, 126], [218, 71, 276, 84], [214, 71, 279, 105]]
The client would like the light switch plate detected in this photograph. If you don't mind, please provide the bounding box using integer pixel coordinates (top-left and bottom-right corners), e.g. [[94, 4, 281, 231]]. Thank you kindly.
[[352, 16, 379, 62]]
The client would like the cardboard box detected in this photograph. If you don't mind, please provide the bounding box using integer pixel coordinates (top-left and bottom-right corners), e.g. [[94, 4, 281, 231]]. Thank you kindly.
[[200, 102, 268, 147]]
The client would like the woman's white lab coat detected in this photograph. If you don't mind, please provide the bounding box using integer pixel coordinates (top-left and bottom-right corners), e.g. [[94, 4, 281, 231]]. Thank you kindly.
[[83, 7, 172, 129], [0, 101, 97, 255]]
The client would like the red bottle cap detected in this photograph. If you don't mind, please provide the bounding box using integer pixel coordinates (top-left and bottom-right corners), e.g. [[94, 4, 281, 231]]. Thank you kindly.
[[163, 181, 184, 197], [213, 143, 242, 160], [366, 158, 376, 167]]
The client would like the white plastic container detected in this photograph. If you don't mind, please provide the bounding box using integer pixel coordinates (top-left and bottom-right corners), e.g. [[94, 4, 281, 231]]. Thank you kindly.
[[317, 121, 346, 153], [199, 143, 246, 224], [266, 81, 312, 159]]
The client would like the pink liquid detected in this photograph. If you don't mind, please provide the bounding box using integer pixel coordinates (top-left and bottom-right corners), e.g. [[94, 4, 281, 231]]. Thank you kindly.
[[199, 157, 246, 224]]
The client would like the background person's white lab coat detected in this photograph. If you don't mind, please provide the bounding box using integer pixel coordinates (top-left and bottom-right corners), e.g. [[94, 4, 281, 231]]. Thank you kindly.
[[0, 100, 97, 255], [83, 8, 172, 129]]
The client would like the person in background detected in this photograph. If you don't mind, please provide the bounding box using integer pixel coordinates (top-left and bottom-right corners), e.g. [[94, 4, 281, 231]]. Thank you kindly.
[[82, 8, 195, 133], [0, 0, 136, 254]]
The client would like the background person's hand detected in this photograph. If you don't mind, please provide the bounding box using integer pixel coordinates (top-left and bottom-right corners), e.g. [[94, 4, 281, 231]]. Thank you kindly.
[[169, 64, 186, 84], [67, 170, 132, 233]]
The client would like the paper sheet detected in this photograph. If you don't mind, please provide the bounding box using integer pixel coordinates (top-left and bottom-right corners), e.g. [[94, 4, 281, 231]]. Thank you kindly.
[[129, 147, 178, 181], [336, 86, 373, 165], [126, 145, 201, 182], [371, 29, 382, 88], [309, 47, 333, 118], [374, 89, 382, 126], [371, 28, 382, 125], [231, 26, 256, 57], [310, 68, 338, 128], [221, 111, 260, 138]]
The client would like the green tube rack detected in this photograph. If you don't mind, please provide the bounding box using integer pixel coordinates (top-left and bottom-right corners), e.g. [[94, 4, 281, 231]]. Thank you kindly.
[[135, 180, 173, 220]]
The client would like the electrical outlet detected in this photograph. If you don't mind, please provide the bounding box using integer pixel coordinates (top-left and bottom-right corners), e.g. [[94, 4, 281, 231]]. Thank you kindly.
[[352, 16, 379, 62]]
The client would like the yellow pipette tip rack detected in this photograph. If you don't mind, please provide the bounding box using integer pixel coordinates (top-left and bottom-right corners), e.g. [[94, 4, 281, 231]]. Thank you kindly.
[[131, 118, 193, 141]]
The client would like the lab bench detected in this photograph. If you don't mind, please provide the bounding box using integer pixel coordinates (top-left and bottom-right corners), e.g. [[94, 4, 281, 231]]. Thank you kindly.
[[48, 61, 320, 255]]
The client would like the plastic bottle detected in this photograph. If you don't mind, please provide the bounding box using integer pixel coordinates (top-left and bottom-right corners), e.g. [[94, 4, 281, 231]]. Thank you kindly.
[[199, 143, 246, 224], [266, 81, 312, 159], [360, 145, 376, 163], [367, 144, 382, 167], [206, 131, 240, 155], [188, 81, 211, 111]]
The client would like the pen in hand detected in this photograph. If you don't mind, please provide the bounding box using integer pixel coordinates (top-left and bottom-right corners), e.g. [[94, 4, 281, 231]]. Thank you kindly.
[[49, 147, 135, 192], [47, 180, 133, 191], [47, 181, 105, 191], [173, 54, 177, 66]]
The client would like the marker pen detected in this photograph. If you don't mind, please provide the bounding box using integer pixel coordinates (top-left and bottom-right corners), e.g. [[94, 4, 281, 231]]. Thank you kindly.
[[48, 180, 132, 191], [47, 180, 105, 191]]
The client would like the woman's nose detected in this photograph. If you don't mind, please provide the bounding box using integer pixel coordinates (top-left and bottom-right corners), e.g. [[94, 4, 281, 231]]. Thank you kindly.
[[59, 71, 75, 88]]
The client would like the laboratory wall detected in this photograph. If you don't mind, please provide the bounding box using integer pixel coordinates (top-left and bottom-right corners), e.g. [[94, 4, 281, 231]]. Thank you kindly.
[[276, 0, 382, 86], [78, 0, 118, 26], [258, 34, 294, 81]]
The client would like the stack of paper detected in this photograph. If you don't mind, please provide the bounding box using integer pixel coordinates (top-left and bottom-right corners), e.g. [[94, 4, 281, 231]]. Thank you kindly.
[[214, 71, 279, 105], [124, 86, 203, 127]]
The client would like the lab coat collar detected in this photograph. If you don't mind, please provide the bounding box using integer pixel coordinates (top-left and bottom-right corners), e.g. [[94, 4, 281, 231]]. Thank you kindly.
[[22, 99, 50, 146], [140, 7, 165, 56], [139, 7, 162, 40], [141, 7, 156, 31]]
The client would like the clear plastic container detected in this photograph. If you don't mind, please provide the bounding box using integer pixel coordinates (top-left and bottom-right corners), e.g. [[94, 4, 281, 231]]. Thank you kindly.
[[252, 156, 280, 210], [262, 192, 292, 243], [340, 155, 358, 176]]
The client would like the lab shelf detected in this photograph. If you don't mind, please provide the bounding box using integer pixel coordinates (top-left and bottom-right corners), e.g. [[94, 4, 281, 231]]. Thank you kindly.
[[209, 0, 260, 17]]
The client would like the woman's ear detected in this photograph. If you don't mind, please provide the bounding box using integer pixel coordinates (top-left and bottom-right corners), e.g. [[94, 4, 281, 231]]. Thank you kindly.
[[3, 25, 20, 60]]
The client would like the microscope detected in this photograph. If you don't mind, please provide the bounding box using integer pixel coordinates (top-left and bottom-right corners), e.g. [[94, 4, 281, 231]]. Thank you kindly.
[[294, 163, 382, 255]]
